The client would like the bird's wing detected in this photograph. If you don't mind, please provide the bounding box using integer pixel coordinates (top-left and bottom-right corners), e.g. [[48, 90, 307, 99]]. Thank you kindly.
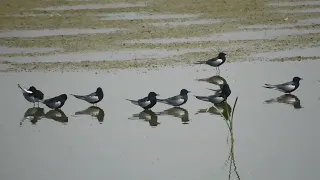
[[17, 84, 32, 94], [276, 81, 296, 92], [138, 97, 151, 108]]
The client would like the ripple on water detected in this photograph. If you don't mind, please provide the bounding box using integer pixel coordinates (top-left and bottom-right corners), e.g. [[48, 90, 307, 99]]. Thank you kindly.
[[123, 29, 320, 44], [0, 28, 125, 38], [239, 17, 320, 29], [0, 48, 215, 63], [268, 1, 320, 7], [98, 12, 201, 20], [278, 8, 320, 13], [32, 2, 147, 11], [251, 46, 320, 60], [0, 46, 62, 55], [150, 19, 221, 27]]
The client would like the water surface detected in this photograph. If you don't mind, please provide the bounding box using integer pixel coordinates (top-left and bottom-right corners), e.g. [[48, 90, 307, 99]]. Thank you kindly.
[[1, 60, 320, 180]]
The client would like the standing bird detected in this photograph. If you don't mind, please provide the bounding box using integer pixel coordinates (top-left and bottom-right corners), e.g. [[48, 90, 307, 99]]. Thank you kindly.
[[157, 89, 190, 106], [195, 83, 231, 104], [126, 92, 159, 110], [71, 87, 103, 105], [17, 84, 44, 106], [263, 77, 302, 93], [42, 94, 68, 109], [195, 52, 227, 72]]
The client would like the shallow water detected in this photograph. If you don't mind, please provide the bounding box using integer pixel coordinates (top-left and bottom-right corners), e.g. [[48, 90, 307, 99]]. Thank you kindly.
[[239, 17, 320, 29], [252, 46, 320, 60], [0, 46, 62, 55], [124, 28, 320, 44], [150, 19, 221, 27], [32, 2, 147, 11], [0, 47, 215, 63], [98, 12, 200, 20], [268, 1, 320, 7], [278, 8, 320, 13], [0, 28, 124, 38], [1, 60, 320, 180]]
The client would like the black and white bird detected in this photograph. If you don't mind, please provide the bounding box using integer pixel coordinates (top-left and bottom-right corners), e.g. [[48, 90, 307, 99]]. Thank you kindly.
[[195, 83, 231, 104], [71, 87, 103, 105], [158, 89, 190, 106], [18, 84, 44, 106], [126, 92, 159, 109], [263, 77, 302, 93], [265, 94, 302, 109], [195, 52, 227, 72], [42, 94, 68, 109]]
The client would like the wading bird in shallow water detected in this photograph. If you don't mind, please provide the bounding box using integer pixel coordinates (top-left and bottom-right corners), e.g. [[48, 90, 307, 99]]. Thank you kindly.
[[71, 87, 104, 106], [126, 92, 159, 110], [263, 77, 302, 93], [17, 84, 44, 106], [157, 89, 190, 107], [195, 83, 231, 104], [195, 52, 227, 72], [42, 94, 68, 109]]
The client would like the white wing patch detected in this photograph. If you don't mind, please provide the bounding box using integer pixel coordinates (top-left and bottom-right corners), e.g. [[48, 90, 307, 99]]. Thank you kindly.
[[87, 96, 99, 103], [140, 100, 151, 107], [54, 101, 61, 107], [171, 98, 184, 106], [211, 59, 223, 66], [282, 84, 295, 92]]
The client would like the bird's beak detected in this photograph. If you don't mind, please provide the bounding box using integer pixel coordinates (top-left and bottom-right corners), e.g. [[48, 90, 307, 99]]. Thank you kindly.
[[188, 91, 191, 93], [156, 94, 159, 96]]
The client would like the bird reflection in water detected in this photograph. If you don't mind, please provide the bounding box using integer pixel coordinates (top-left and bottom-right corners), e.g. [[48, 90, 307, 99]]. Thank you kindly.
[[196, 101, 231, 120], [129, 109, 159, 127], [264, 94, 302, 109], [44, 109, 68, 124], [75, 106, 105, 124], [21, 107, 45, 126], [156, 107, 190, 124], [196, 75, 227, 86]]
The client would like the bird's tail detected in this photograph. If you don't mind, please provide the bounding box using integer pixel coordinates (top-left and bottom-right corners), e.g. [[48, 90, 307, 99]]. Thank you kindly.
[[207, 88, 220, 92], [157, 99, 169, 104], [194, 95, 210, 102], [194, 61, 207, 65], [196, 77, 209, 82], [263, 84, 277, 89], [70, 94, 85, 100], [126, 99, 139, 105], [264, 98, 277, 104]]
